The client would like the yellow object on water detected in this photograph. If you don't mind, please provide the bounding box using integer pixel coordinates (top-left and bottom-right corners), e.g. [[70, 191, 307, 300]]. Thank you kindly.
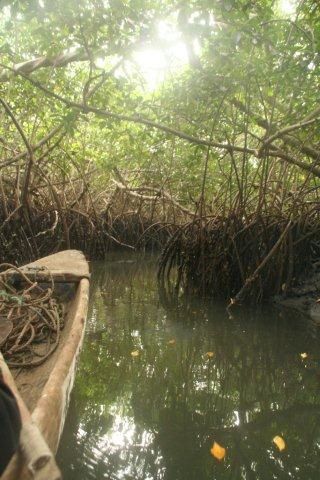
[[273, 435, 286, 451], [210, 441, 226, 461]]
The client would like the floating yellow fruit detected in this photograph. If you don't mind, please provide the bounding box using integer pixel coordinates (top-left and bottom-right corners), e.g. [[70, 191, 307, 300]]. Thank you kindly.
[[206, 352, 214, 358], [131, 350, 140, 357], [273, 435, 286, 451], [168, 339, 176, 345], [210, 441, 226, 461], [300, 352, 308, 359]]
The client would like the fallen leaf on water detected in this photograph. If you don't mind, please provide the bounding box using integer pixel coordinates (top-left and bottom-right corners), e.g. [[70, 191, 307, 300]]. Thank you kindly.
[[300, 352, 308, 359], [168, 339, 176, 345], [206, 352, 214, 358], [210, 441, 226, 461], [273, 435, 286, 451], [131, 350, 140, 357]]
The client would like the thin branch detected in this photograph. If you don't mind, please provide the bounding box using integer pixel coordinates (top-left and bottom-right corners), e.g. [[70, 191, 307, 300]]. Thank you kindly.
[[0, 47, 95, 82], [261, 117, 319, 150], [113, 169, 195, 217], [0, 124, 64, 168], [9, 69, 320, 179], [0, 98, 34, 206]]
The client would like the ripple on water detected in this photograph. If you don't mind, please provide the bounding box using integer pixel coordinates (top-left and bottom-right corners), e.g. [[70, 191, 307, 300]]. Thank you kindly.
[[57, 254, 320, 480]]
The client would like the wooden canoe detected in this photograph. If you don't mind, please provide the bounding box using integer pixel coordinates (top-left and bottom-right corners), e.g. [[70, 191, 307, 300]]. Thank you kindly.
[[0, 250, 90, 479]]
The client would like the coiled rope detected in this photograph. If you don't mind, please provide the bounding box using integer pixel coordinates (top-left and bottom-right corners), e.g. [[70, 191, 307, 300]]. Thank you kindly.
[[0, 263, 65, 368]]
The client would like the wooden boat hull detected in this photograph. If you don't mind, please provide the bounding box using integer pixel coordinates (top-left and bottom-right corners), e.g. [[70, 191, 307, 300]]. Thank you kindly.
[[32, 276, 89, 452], [0, 250, 90, 479]]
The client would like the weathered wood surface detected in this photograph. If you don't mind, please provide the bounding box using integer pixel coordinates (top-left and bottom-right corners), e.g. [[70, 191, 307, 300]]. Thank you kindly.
[[2, 250, 90, 283], [0, 319, 13, 346], [0, 354, 61, 480], [32, 277, 89, 451], [0, 251, 90, 479]]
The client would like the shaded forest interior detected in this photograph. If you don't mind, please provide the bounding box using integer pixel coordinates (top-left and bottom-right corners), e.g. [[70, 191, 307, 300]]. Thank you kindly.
[[0, 0, 320, 303]]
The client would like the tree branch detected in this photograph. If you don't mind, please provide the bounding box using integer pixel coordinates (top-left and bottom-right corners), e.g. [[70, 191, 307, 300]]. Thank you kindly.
[[0, 47, 93, 82], [0, 99, 34, 206], [12, 70, 320, 179], [0, 124, 64, 168]]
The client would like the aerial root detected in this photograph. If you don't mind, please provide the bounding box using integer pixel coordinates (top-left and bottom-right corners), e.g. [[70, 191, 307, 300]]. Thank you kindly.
[[158, 213, 318, 304]]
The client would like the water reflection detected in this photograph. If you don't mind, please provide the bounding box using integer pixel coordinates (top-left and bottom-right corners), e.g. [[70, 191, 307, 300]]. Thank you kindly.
[[58, 253, 320, 479]]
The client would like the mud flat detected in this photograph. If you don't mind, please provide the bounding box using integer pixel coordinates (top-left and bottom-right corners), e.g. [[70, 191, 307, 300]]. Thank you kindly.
[[274, 261, 320, 322]]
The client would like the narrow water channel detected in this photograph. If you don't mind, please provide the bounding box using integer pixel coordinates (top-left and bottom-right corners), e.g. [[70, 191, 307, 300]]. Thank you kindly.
[[57, 253, 320, 480]]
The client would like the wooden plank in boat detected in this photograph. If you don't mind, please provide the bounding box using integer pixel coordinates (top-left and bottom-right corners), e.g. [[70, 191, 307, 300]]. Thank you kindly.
[[2, 250, 90, 283], [0, 251, 90, 479], [0, 353, 62, 480]]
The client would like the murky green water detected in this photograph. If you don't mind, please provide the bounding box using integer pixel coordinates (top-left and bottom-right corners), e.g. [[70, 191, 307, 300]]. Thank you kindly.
[[57, 253, 320, 480]]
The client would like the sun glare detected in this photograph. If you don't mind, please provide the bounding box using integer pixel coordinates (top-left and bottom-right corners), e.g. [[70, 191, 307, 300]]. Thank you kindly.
[[129, 21, 191, 91], [132, 41, 188, 90], [96, 19, 203, 91], [278, 0, 297, 17]]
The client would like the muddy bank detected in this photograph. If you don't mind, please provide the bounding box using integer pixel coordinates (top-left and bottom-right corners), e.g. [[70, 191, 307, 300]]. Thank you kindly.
[[274, 261, 320, 322]]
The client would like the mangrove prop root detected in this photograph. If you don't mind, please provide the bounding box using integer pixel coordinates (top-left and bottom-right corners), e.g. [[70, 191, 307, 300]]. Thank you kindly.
[[0, 263, 65, 368], [158, 214, 318, 304]]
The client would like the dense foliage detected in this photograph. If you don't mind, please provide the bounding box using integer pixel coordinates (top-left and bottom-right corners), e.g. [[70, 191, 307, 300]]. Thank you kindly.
[[0, 0, 320, 300]]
